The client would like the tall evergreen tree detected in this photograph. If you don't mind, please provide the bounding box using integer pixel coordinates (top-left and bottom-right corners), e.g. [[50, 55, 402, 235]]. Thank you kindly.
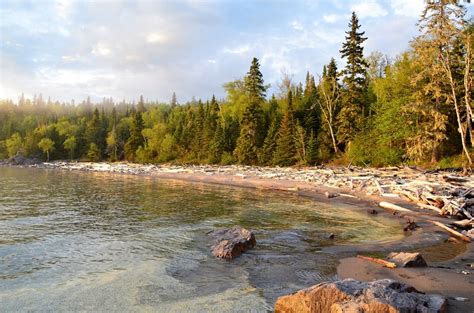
[[234, 102, 262, 165], [137, 95, 146, 113], [235, 58, 267, 164], [273, 90, 297, 166], [84, 108, 102, 158], [336, 12, 368, 149], [124, 111, 144, 161], [244, 57, 267, 104]]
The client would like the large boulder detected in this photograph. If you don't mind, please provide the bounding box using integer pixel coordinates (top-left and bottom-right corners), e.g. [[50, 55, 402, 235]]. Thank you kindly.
[[275, 279, 446, 313], [208, 226, 256, 260], [7, 155, 41, 166], [387, 252, 427, 268]]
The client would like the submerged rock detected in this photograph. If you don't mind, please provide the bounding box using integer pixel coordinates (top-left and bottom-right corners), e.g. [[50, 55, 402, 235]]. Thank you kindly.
[[208, 226, 256, 260], [387, 252, 427, 268], [274, 278, 446, 313]]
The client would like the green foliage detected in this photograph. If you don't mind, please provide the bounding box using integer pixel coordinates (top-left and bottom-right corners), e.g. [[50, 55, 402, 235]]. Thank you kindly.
[[337, 12, 368, 147], [38, 137, 55, 161], [273, 91, 297, 166], [63, 136, 77, 160], [234, 102, 263, 165], [0, 5, 471, 169], [124, 111, 144, 161], [6, 133, 23, 157], [87, 143, 101, 162]]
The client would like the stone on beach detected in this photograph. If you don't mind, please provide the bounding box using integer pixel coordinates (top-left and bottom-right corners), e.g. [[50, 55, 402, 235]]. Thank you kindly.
[[387, 252, 427, 268], [7, 155, 40, 166], [208, 226, 256, 260], [274, 278, 446, 313]]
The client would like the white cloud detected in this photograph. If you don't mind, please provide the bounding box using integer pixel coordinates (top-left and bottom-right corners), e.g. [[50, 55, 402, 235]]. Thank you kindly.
[[207, 59, 217, 64], [223, 45, 250, 55], [291, 20, 303, 31], [91, 43, 111, 56], [351, 0, 388, 18], [323, 14, 344, 23], [61, 54, 80, 62], [145, 32, 167, 44], [390, 0, 424, 18]]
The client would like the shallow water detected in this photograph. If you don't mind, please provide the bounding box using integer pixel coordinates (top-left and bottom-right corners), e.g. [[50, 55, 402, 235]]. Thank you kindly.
[[0, 167, 405, 312]]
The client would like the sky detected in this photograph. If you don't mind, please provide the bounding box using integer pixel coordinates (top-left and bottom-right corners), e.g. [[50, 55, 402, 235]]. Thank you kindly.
[[0, 0, 471, 104]]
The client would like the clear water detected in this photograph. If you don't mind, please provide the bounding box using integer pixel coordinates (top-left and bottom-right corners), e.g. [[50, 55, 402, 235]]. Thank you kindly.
[[0, 167, 404, 312]]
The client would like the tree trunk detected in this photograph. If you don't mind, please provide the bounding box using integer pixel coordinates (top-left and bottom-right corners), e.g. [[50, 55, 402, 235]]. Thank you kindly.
[[448, 70, 472, 165]]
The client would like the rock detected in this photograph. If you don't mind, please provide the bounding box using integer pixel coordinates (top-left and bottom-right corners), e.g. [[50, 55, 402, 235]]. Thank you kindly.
[[274, 278, 447, 313], [208, 226, 256, 260], [461, 229, 474, 239], [387, 252, 427, 268], [327, 233, 335, 240], [7, 155, 41, 166], [404, 219, 419, 231], [367, 208, 378, 215], [325, 192, 338, 198]]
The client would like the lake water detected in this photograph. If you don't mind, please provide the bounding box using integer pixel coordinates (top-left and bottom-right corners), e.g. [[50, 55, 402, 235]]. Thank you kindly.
[[0, 167, 405, 312]]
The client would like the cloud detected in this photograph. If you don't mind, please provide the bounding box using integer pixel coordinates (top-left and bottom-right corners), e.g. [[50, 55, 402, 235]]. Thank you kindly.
[[91, 43, 111, 57], [351, 0, 388, 18], [223, 45, 250, 55], [323, 14, 346, 23], [0, 0, 434, 102], [145, 32, 167, 44], [390, 0, 424, 18]]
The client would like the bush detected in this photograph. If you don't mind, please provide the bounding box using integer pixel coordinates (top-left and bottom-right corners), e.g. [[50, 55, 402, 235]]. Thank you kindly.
[[220, 152, 236, 165]]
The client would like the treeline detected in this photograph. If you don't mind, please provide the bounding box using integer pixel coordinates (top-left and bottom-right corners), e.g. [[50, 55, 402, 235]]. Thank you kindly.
[[0, 2, 473, 167]]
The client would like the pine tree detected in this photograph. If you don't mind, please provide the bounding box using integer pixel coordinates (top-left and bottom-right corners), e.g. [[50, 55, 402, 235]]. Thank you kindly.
[[124, 111, 144, 161], [336, 12, 368, 149], [306, 130, 318, 165], [170, 92, 178, 108], [244, 57, 267, 104], [209, 122, 225, 164], [191, 100, 206, 160], [234, 102, 262, 165], [235, 58, 267, 164], [84, 108, 102, 158], [259, 115, 279, 165], [137, 95, 146, 113], [273, 90, 297, 166]]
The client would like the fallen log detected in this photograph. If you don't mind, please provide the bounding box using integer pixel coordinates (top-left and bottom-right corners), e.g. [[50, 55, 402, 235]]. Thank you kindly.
[[357, 255, 397, 268], [431, 221, 472, 242], [379, 202, 415, 214], [417, 203, 442, 214], [451, 219, 473, 229]]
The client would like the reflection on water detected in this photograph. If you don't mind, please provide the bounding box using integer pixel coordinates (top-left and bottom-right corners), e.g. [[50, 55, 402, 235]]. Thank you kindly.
[[0, 167, 404, 311]]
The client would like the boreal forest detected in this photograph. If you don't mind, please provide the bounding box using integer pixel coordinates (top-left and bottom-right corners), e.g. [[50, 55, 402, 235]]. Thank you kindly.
[[1, 2, 473, 168]]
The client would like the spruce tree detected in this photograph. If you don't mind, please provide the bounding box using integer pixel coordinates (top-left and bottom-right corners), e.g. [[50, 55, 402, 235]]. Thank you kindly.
[[209, 122, 225, 164], [234, 102, 262, 165], [84, 108, 102, 158], [336, 12, 368, 149], [259, 115, 279, 165], [124, 111, 144, 161], [273, 90, 297, 166], [137, 95, 146, 113], [235, 58, 267, 164], [244, 57, 267, 103], [306, 130, 318, 165]]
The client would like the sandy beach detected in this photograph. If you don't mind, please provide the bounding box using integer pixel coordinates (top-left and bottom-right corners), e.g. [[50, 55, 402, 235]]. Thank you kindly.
[[3, 160, 473, 311]]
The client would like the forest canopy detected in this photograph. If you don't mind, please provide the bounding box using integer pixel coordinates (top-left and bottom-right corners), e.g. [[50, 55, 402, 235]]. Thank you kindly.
[[1, 2, 473, 168]]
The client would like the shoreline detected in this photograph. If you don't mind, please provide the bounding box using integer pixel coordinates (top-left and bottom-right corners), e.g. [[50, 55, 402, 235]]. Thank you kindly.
[[2, 161, 473, 311]]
